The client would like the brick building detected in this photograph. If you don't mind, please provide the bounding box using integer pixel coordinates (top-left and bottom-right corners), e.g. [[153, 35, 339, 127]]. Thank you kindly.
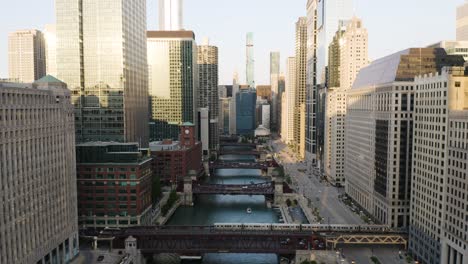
[[150, 123, 203, 184], [76, 142, 153, 228]]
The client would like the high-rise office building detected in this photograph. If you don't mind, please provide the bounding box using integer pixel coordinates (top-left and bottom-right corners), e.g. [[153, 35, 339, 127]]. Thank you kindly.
[[270, 51, 280, 130], [305, 0, 318, 168], [8, 29, 46, 83], [236, 89, 257, 135], [0, 77, 78, 263], [219, 97, 231, 135], [198, 41, 219, 152], [56, 0, 149, 147], [411, 67, 468, 264], [159, 0, 183, 31], [324, 16, 368, 186], [444, 110, 468, 264], [246, 32, 255, 88], [294, 17, 308, 159], [44, 24, 57, 77], [457, 1, 468, 41], [346, 48, 464, 232], [147, 31, 198, 141], [283, 57, 296, 144], [256, 85, 272, 101], [305, 0, 354, 172]]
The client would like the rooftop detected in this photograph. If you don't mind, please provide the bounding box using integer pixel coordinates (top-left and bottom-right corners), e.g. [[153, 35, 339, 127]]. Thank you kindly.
[[352, 48, 465, 89], [147, 30, 195, 39]]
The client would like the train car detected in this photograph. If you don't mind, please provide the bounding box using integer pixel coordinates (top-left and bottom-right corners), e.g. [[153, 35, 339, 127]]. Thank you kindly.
[[242, 223, 272, 231], [271, 224, 301, 231], [214, 223, 244, 230]]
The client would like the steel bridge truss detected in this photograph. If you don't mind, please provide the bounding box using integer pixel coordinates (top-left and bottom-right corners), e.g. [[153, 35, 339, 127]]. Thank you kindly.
[[134, 233, 319, 254], [326, 234, 408, 249], [192, 182, 274, 195]]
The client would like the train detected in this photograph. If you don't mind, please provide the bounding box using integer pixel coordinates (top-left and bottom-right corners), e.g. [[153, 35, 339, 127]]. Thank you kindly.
[[213, 223, 394, 233]]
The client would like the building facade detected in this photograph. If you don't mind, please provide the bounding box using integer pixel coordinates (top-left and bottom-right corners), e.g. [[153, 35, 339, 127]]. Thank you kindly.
[[256, 85, 272, 101], [236, 89, 257, 135], [283, 57, 296, 144], [198, 42, 219, 152], [147, 31, 198, 141], [457, 1, 468, 41], [219, 97, 231, 135], [56, 0, 149, 146], [149, 124, 203, 183], [0, 78, 78, 263], [294, 17, 308, 159], [159, 0, 183, 31], [44, 24, 57, 77], [246, 32, 255, 88], [305, 0, 354, 172], [76, 143, 153, 228], [346, 48, 465, 230], [411, 67, 468, 264], [8, 29, 46, 83], [270, 51, 280, 130], [324, 16, 368, 186]]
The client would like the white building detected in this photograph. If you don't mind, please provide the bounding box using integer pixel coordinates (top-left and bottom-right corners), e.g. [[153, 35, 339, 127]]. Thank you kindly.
[[346, 48, 464, 231], [457, 1, 468, 41], [44, 24, 57, 77], [0, 76, 79, 263], [283, 57, 296, 144], [323, 16, 368, 186], [411, 67, 468, 264], [262, 104, 271, 129], [8, 29, 46, 83], [159, 0, 183, 31]]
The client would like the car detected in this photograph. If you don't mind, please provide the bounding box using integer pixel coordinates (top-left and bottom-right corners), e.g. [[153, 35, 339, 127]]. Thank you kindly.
[[97, 256, 104, 262]]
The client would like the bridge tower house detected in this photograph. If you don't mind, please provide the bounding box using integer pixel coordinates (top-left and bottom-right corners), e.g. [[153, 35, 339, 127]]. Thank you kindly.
[[273, 172, 284, 204], [182, 170, 195, 206]]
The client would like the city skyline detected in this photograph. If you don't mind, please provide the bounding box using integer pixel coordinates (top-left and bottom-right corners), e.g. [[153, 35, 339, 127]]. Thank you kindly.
[[0, 0, 464, 85]]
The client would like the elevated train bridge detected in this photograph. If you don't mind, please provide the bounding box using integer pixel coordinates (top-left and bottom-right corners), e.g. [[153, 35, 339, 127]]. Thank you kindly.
[[192, 182, 275, 195], [84, 225, 407, 255]]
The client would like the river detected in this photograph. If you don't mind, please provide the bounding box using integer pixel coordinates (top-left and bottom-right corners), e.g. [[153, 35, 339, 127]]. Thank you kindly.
[[166, 152, 280, 264]]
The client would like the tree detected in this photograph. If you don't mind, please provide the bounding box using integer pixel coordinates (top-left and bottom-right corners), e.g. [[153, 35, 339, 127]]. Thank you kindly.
[[152, 176, 162, 204], [286, 199, 292, 207]]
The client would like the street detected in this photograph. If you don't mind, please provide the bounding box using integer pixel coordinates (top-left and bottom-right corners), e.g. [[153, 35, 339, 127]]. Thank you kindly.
[[270, 138, 363, 225]]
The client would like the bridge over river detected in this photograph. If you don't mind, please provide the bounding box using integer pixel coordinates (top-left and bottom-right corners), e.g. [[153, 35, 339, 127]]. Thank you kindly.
[[83, 225, 407, 255]]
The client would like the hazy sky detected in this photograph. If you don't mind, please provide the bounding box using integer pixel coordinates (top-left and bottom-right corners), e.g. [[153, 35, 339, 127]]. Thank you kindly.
[[0, 0, 464, 84]]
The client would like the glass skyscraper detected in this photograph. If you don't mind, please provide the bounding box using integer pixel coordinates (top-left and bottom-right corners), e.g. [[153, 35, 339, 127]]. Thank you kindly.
[[236, 89, 257, 135], [147, 31, 198, 141], [56, 0, 149, 147], [246, 32, 255, 88]]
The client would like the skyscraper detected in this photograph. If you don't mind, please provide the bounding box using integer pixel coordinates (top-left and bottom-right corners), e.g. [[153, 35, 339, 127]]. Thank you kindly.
[[270, 51, 280, 130], [345, 48, 464, 233], [56, 0, 149, 147], [411, 67, 468, 264], [457, 0, 468, 41], [283, 57, 296, 144], [198, 40, 219, 152], [159, 0, 183, 31], [246, 32, 255, 88], [44, 24, 57, 77], [8, 29, 46, 83], [0, 78, 78, 263], [236, 89, 257, 135], [305, 0, 354, 171], [147, 31, 198, 141], [294, 17, 308, 159], [324, 16, 368, 186]]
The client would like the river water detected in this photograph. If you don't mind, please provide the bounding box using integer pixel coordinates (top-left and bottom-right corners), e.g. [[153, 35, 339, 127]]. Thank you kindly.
[[166, 152, 280, 264]]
